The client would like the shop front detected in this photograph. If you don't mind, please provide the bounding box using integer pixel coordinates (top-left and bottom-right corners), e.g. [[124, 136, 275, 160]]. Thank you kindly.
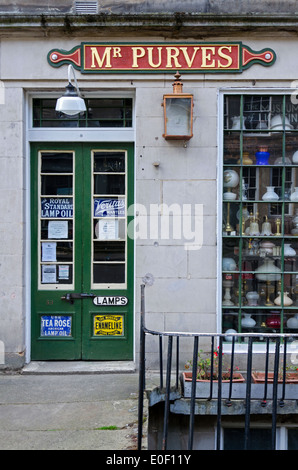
[[1, 1, 298, 371]]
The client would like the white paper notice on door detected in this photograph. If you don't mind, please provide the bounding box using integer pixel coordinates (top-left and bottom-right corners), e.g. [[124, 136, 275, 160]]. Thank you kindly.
[[58, 265, 69, 280], [48, 220, 68, 239], [42, 242, 57, 262], [95, 219, 119, 240], [42, 265, 57, 284]]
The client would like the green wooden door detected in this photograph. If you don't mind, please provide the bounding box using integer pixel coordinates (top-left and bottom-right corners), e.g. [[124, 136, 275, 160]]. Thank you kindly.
[[31, 142, 134, 360]]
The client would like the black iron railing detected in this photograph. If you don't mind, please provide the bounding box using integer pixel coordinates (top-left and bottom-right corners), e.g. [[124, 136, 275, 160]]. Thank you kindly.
[[137, 284, 298, 451]]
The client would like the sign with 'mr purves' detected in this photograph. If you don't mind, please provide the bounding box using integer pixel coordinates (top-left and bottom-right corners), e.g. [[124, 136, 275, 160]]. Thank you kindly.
[[48, 42, 276, 73]]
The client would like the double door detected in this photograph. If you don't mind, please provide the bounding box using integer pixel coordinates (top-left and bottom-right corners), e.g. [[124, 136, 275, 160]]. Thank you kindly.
[[31, 142, 134, 360]]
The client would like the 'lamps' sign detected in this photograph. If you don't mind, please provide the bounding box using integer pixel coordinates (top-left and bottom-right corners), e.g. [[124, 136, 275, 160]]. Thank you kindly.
[[48, 42, 276, 74]]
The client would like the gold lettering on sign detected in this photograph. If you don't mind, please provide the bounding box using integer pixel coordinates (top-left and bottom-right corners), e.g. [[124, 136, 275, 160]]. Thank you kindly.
[[201, 47, 216, 68], [113, 47, 122, 58], [132, 47, 146, 67], [217, 46, 233, 68], [166, 47, 182, 68], [90, 46, 112, 68], [147, 47, 163, 68], [180, 47, 200, 68]]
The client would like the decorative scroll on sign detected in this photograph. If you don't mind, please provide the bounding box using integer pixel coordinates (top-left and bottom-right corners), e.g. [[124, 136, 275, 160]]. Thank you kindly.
[[48, 42, 276, 73]]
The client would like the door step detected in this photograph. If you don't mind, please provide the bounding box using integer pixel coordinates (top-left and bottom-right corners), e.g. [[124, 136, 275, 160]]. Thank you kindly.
[[22, 361, 136, 375]]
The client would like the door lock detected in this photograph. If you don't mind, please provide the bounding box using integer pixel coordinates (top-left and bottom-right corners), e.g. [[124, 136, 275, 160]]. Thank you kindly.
[[61, 293, 95, 304]]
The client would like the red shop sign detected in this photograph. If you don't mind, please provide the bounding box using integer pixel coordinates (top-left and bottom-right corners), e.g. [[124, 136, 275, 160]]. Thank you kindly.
[[48, 42, 276, 74]]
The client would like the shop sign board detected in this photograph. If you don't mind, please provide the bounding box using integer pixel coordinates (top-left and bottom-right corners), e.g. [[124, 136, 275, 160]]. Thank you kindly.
[[41, 198, 73, 219], [48, 42, 276, 73], [40, 315, 72, 337], [94, 315, 124, 336], [93, 296, 128, 306], [94, 198, 125, 217]]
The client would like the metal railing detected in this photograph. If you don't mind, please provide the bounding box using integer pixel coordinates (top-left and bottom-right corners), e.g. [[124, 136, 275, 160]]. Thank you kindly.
[[137, 284, 298, 451]]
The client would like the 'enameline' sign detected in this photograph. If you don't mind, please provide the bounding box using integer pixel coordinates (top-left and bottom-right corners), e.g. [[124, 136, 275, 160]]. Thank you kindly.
[[48, 42, 276, 74]]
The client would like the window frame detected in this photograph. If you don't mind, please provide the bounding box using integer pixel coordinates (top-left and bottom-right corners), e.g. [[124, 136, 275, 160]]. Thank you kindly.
[[26, 91, 135, 143], [218, 88, 298, 353]]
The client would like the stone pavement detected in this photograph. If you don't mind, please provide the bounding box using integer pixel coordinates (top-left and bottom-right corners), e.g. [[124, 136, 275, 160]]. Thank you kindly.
[[0, 362, 159, 451]]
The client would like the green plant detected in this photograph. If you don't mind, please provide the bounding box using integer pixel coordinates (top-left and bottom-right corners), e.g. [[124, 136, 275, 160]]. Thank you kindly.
[[185, 347, 239, 380], [277, 362, 298, 380]]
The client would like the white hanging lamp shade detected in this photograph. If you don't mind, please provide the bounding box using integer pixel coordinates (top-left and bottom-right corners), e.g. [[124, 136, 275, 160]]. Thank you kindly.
[[55, 65, 86, 116]]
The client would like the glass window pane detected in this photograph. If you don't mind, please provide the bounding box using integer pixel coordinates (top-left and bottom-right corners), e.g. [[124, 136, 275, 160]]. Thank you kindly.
[[94, 152, 125, 172], [224, 428, 272, 450], [40, 242, 73, 262], [243, 95, 271, 130], [41, 153, 73, 173], [93, 241, 125, 261], [40, 220, 73, 240], [41, 175, 73, 195], [93, 263, 125, 284], [41, 264, 73, 285], [288, 429, 298, 449], [33, 98, 133, 128], [166, 97, 192, 136], [94, 174, 125, 195]]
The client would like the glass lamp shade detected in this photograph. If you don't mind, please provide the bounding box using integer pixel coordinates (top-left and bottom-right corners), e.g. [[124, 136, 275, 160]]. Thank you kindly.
[[163, 95, 193, 140], [55, 83, 86, 116], [223, 169, 239, 189]]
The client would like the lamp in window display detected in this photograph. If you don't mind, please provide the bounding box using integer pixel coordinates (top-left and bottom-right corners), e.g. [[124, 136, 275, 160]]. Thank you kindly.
[[262, 186, 279, 201], [255, 258, 282, 307], [223, 169, 239, 234], [255, 146, 270, 165], [162, 72, 193, 141], [260, 216, 273, 236]]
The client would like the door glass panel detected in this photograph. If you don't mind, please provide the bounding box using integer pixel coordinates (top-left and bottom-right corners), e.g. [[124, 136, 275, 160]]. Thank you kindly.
[[93, 263, 125, 284], [93, 241, 125, 261], [94, 152, 125, 172], [41, 152, 73, 173], [40, 220, 73, 239], [92, 150, 127, 287], [41, 175, 73, 195], [94, 174, 125, 195], [39, 151, 74, 289]]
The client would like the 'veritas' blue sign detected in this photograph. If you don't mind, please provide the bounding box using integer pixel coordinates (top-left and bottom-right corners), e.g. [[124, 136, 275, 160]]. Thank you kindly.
[[94, 198, 125, 217]]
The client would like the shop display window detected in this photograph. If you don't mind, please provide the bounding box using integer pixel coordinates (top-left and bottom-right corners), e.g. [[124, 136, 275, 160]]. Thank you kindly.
[[222, 94, 298, 339]]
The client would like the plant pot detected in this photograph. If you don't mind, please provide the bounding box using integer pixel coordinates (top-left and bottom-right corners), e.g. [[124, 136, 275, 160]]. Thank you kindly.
[[182, 372, 298, 399], [252, 372, 298, 384], [183, 371, 245, 384], [182, 372, 246, 398]]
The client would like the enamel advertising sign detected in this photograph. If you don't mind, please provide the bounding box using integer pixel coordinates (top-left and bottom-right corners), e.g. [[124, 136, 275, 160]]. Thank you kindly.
[[48, 42, 276, 73]]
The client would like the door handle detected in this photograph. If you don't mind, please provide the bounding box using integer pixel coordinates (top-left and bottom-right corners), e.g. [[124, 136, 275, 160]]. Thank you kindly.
[[61, 293, 95, 304]]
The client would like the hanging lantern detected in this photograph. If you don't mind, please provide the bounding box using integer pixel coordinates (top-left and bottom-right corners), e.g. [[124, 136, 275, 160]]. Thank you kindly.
[[162, 72, 194, 141]]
